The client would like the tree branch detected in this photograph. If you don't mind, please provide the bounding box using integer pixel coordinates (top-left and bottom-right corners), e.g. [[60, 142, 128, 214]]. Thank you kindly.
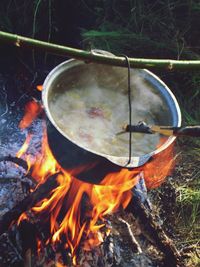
[[1, 31, 200, 70]]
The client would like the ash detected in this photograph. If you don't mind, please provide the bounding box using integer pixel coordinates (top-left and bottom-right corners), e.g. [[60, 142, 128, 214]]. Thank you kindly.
[[0, 75, 42, 216], [0, 161, 32, 217]]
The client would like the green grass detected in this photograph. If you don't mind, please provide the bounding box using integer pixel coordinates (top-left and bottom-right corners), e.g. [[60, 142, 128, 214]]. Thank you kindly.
[[176, 182, 200, 224], [187, 251, 200, 267]]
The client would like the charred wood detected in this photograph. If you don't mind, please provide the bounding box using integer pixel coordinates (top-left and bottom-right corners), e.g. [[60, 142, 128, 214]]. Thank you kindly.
[[0, 232, 23, 267], [0, 156, 29, 171], [0, 155, 36, 186], [127, 194, 183, 267], [103, 232, 121, 266], [78, 230, 121, 267], [0, 173, 60, 235]]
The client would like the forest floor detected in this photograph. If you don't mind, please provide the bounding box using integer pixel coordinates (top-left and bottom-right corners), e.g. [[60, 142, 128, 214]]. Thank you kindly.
[[151, 138, 200, 266]]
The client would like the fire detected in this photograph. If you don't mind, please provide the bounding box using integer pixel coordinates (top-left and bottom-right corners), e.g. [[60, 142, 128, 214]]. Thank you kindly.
[[16, 134, 32, 158], [139, 138, 175, 189], [17, 212, 28, 226], [56, 263, 65, 267], [31, 128, 60, 182], [19, 100, 42, 129], [15, 101, 176, 265]]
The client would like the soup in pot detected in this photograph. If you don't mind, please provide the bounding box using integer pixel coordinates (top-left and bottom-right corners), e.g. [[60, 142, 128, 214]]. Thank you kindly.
[[49, 64, 171, 157]]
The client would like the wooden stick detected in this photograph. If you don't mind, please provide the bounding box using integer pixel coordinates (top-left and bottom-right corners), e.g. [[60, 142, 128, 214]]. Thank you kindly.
[[1, 31, 200, 70], [127, 196, 183, 267], [24, 249, 32, 267], [0, 156, 28, 171], [0, 173, 60, 235], [118, 217, 142, 254]]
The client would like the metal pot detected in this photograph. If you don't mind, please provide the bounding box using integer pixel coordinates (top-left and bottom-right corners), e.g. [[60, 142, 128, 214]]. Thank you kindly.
[[42, 51, 181, 184]]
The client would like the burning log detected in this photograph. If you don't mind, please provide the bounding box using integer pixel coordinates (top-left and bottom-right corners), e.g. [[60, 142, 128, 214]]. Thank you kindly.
[[77, 218, 124, 267], [0, 173, 60, 235], [103, 234, 120, 266]]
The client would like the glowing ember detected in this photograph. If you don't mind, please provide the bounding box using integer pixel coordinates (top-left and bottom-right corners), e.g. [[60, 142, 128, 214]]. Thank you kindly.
[[15, 101, 176, 265], [56, 263, 65, 267], [37, 85, 43, 91], [17, 213, 28, 226]]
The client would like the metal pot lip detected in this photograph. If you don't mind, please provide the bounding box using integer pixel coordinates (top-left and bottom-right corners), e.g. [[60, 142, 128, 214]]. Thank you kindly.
[[42, 58, 181, 168]]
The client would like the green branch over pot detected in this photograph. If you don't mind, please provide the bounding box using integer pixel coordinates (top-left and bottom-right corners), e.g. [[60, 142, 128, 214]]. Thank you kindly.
[[1, 31, 200, 70]]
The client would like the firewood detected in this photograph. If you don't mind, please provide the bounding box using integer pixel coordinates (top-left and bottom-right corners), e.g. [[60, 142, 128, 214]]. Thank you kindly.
[[0, 156, 29, 171], [127, 195, 184, 267], [0, 232, 23, 267], [0, 173, 60, 235], [0, 155, 36, 185]]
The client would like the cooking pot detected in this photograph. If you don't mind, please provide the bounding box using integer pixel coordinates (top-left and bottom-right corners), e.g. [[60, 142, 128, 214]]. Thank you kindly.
[[42, 51, 181, 184]]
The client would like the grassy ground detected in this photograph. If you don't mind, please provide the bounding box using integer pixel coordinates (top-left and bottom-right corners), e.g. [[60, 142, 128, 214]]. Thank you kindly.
[[151, 138, 200, 266]]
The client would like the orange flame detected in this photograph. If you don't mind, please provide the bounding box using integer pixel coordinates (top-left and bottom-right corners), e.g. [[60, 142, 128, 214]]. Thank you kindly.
[[138, 138, 175, 189], [36, 238, 42, 255], [16, 103, 176, 264], [56, 263, 65, 267], [31, 128, 60, 182], [32, 167, 139, 262], [37, 85, 43, 91], [16, 134, 32, 158], [17, 212, 28, 225], [19, 100, 42, 129]]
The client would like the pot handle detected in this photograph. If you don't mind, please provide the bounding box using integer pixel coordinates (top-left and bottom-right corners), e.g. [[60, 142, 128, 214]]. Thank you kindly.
[[105, 154, 152, 169], [91, 49, 115, 57]]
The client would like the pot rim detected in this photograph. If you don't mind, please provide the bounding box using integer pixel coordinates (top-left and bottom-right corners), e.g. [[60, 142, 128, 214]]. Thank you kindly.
[[42, 58, 181, 168]]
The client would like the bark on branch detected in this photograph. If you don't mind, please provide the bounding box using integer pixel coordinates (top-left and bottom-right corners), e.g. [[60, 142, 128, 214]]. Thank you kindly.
[[1, 31, 200, 70]]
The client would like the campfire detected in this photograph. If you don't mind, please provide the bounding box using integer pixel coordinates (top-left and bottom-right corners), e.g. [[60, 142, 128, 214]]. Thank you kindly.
[[0, 98, 182, 267]]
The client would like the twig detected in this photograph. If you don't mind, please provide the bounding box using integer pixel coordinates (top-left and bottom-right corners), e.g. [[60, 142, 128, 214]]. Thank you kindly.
[[32, 0, 43, 68], [1, 31, 200, 70], [0, 86, 8, 117], [44, 0, 52, 65], [118, 217, 142, 254]]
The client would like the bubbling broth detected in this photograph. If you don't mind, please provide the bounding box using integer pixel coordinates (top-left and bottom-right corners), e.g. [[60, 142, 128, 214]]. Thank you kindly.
[[49, 65, 170, 157]]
